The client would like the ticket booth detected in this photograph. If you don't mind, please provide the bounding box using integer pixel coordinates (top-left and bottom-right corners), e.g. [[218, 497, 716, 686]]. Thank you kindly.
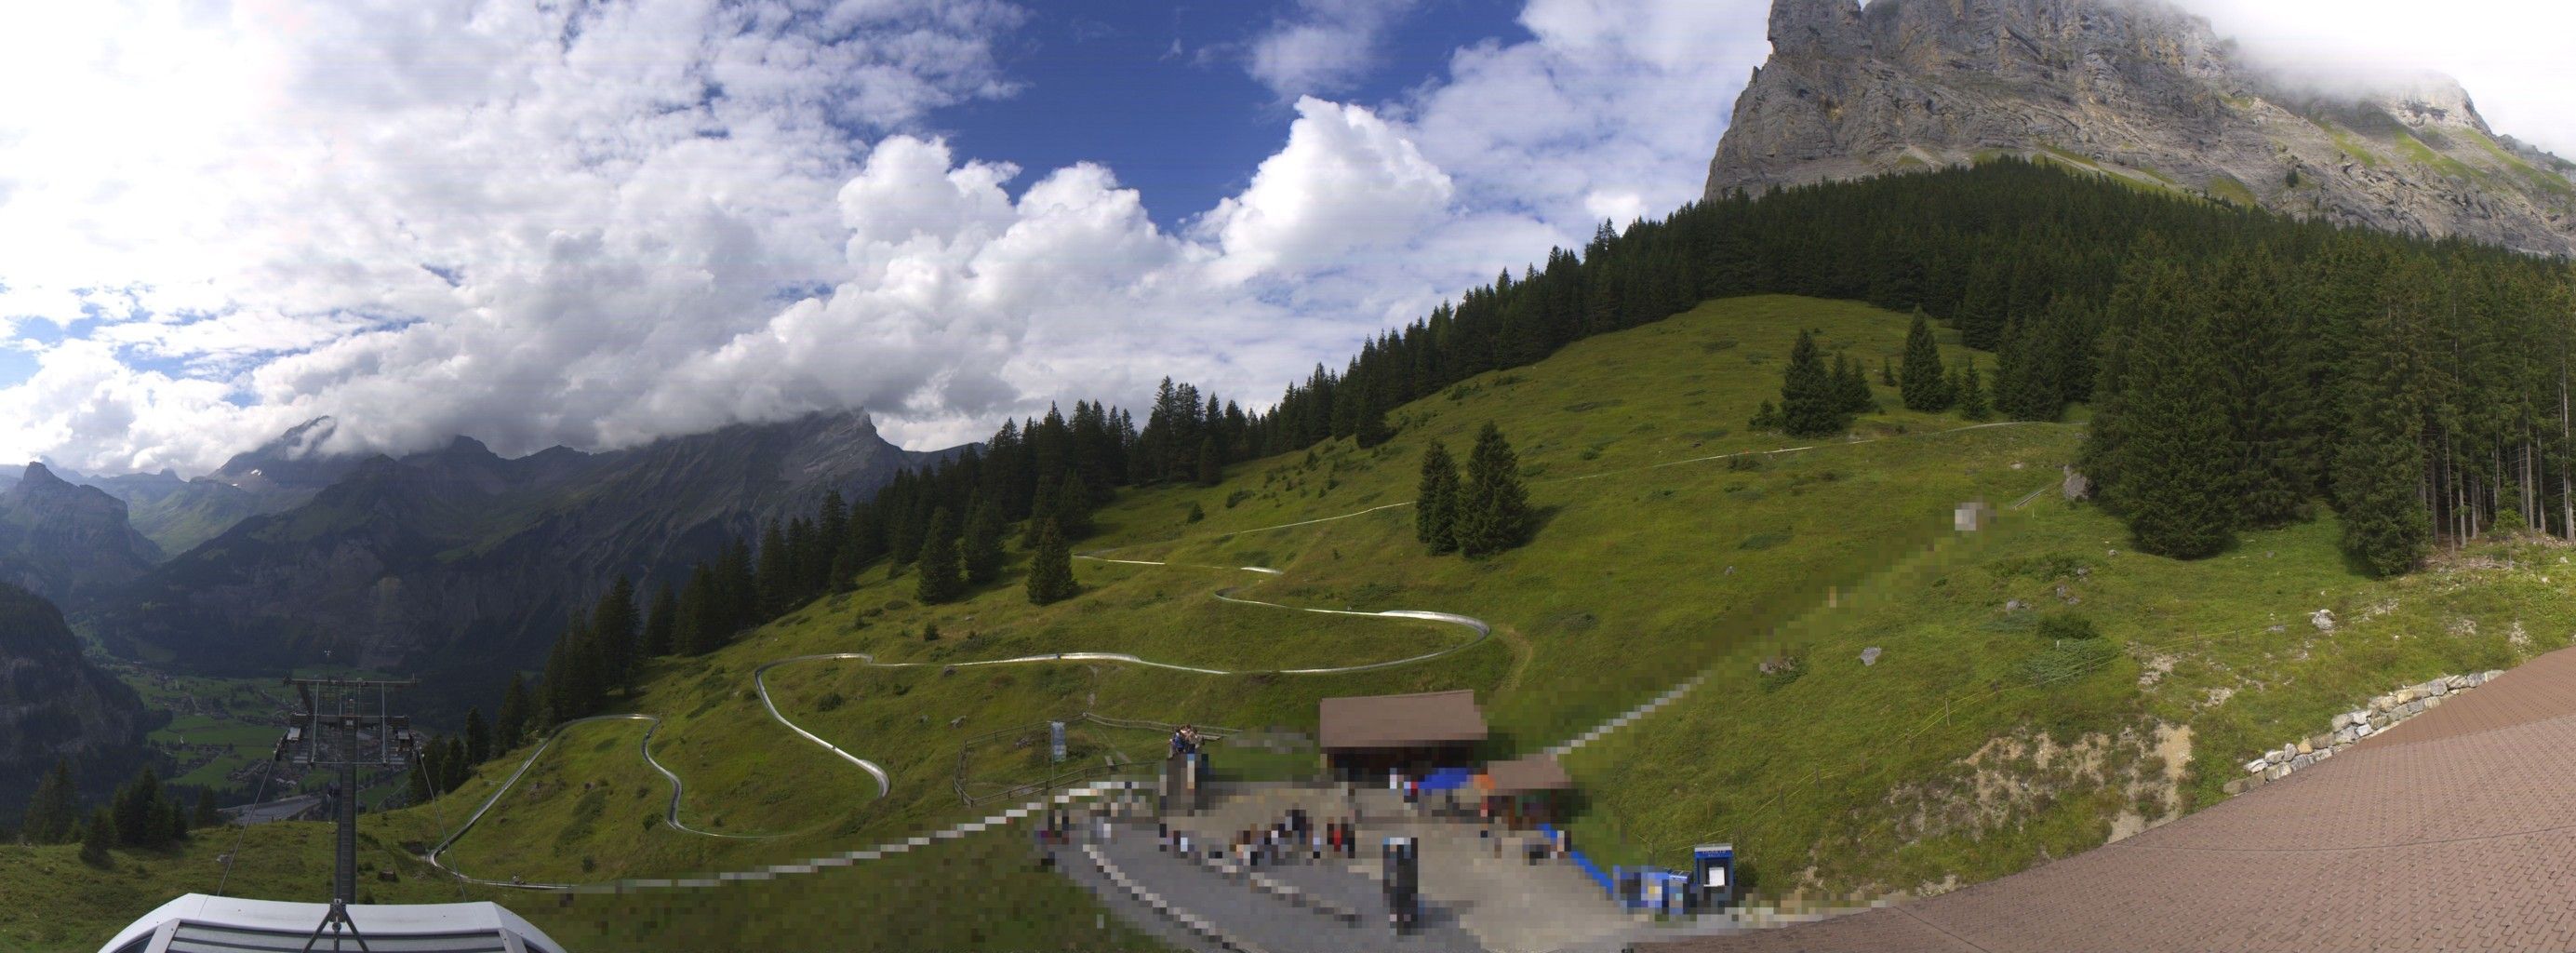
[[1692, 842, 1736, 909]]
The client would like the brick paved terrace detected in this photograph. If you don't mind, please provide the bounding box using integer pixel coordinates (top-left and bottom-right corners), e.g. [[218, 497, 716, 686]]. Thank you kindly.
[[1652, 644, 2576, 952]]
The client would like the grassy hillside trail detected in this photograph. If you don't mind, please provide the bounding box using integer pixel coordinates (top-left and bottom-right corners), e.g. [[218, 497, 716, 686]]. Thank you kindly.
[[408, 296, 2093, 899], [60, 294, 2555, 950], [425, 418, 2049, 893]]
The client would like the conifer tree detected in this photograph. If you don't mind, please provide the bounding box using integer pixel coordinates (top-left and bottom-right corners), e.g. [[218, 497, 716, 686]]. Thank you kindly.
[[2334, 282, 2433, 573], [1900, 309, 1952, 411], [2102, 309, 2234, 557], [80, 808, 113, 867], [593, 576, 637, 692], [679, 565, 724, 655], [1833, 354, 1876, 414], [1021, 475, 1061, 550], [1780, 329, 1848, 436], [963, 498, 1006, 584], [1195, 436, 1223, 485], [21, 759, 77, 843], [420, 740, 450, 797], [1025, 518, 1078, 605], [545, 612, 606, 719], [407, 761, 433, 806], [1957, 363, 1994, 422], [1748, 401, 1782, 431], [111, 768, 170, 848], [193, 789, 220, 829], [1878, 357, 1897, 387], [888, 503, 927, 568], [1416, 440, 1461, 555], [464, 707, 491, 764], [439, 736, 470, 793], [1355, 410, 1393, 450], [755, 520, 792, 616], [1453, 423, 1532, 557], [914, 507, 965, 605], [1995, 311, 2066, 423], [717, 538, 755, 630], [1053, 474, 1095, 539], [495, 673, 531, 752], [640, 584, 677, 658]]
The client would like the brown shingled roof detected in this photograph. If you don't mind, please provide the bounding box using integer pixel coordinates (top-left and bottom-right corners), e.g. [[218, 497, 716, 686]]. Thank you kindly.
[[1478, 754, 1574, 794], [1318, 690, 1488, 750]]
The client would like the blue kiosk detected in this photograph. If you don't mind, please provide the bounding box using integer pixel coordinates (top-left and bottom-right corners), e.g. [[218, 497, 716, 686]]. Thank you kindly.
[[1692, 842, 1737, 909]]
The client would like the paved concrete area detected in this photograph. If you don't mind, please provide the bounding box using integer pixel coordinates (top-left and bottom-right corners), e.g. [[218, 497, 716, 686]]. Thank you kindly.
[[1654, 644, 2576, 952], [1061, 784, 1647, 952], [1063, 821, 1486, 953]]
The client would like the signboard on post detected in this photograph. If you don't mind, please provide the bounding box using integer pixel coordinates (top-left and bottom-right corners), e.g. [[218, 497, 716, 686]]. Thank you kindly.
[[1049, 720, 1066, 763]]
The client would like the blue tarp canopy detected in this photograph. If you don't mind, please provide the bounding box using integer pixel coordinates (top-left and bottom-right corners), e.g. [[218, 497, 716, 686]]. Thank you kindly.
[[1419, 766, 1475, 790]]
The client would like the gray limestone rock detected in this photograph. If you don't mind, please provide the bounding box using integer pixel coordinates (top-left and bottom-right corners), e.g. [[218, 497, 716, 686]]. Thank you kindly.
[[1709, 0, 2576, 257]]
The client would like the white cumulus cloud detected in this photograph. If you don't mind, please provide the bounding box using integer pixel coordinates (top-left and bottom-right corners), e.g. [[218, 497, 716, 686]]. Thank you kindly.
[[1246, 0, 1425, 97], [0, 0, 1789, 476], [2177, 0, 2576, 159]]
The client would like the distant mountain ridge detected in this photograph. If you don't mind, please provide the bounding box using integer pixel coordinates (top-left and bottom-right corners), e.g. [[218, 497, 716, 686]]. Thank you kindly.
[[90, 409, 964, 714], [1710, 0, 2576, 256], [0, 463, 163, 606]]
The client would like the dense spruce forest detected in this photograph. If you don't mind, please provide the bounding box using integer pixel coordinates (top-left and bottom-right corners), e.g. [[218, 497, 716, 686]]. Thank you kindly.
[[460, 159, 2574, 766]]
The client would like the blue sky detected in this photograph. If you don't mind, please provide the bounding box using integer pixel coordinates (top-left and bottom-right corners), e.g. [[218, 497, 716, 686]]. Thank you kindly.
[[2, 0, 2564, 476], [939, 1, 1527, 230], [0, 0, 1767, 474]]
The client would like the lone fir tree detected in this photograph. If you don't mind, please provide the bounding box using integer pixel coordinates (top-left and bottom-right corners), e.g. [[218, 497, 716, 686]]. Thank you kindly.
[[1779, 329, 1849, 436], [1025, 518, 1079, 605], [1453, 423, 1532, 557], [1899, 309, 1953, 411]]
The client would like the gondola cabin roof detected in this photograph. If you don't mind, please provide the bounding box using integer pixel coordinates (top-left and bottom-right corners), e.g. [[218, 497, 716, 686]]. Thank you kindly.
[[97, 894, 565, 953]]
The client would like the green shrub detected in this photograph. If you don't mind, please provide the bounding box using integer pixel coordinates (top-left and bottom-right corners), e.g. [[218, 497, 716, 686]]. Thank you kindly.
[[1757, 651, 1808, 692]]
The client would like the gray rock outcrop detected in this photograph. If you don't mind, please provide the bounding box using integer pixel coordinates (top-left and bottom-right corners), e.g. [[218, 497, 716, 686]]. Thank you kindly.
[[1710, 0, 2576, 257], [0, 463, 164, 606]]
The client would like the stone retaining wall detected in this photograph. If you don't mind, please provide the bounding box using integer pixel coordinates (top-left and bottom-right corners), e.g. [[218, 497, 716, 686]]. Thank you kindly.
[[2222, 670, 2505, 796]]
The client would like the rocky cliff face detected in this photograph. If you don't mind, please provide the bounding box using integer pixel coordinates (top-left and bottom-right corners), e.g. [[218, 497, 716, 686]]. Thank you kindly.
[[0, 583, 147, 805], [94, 409, 962, 714], [1710, 0, 2576, 256], [0, 463, 164, 606], [61, 467, 268, 557]]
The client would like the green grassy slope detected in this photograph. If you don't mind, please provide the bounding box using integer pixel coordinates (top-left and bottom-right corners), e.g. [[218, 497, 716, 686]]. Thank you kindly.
[[0, 817, 1168, 953], [49, 292, 2576, 947], [1568, 497, 2574, 899], [408, 295, 2077, 893]]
